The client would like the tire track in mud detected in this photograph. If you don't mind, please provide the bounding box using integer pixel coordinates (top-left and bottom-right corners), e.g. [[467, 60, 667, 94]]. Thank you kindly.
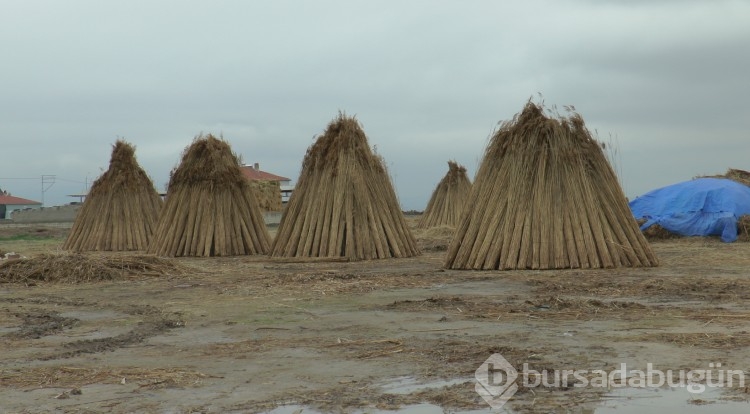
[[1, 296, 185, 360], [4, 309, 79, 339], [1, 296, 90, 339], [48, 304, 185, 360]]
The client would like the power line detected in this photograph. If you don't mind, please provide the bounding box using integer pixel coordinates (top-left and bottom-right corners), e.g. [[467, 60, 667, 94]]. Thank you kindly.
[[56, 177, 86, 184], [1, 177, 87, 184], [0, 177, 39, 180]]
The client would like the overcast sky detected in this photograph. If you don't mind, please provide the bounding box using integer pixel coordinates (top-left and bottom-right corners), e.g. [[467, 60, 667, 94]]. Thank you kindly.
[[1, 0, 748, 210]]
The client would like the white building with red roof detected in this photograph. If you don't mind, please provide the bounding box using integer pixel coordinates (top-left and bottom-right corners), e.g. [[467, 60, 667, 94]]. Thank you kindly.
[[240, 163, 291, 184], [0, 193, 42, 219]]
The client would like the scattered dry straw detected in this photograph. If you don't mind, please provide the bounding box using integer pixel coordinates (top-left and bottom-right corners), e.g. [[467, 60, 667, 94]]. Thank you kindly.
[[527, 272, 750, 300], [385, 295, 649, 321], [0, 253, 186, 284], [413, 225, 456, 252], [0, 366, 214, 390], [631, 332, 750, 349]]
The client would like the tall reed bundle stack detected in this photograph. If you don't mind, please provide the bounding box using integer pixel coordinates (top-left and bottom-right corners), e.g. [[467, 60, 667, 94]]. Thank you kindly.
[[147, 134, 271, 257], [445, 102, 658, 270], [271, 114, 419, 260], [248, 180, 283, 211], [63, 140, 162, 251], [418, 161, 472, 229]]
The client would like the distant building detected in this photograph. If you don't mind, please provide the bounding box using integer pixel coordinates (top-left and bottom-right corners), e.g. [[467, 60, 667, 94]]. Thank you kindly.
[[0, 194, 42, 219], [240, 163, 294, 203], [240, 163, 291, 184]]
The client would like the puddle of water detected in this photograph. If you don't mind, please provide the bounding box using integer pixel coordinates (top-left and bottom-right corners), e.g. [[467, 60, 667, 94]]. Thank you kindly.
[[365, 403, 495, 413], [379, 376, 473, 395], [263, 405, 324, 414], [262, 385, 749, 414], [267, 404, 489, 414], [595, 387, 749, 413]]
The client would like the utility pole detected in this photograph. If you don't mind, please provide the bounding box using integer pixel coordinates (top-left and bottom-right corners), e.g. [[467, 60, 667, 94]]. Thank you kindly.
[[41, 175, 56, 207]]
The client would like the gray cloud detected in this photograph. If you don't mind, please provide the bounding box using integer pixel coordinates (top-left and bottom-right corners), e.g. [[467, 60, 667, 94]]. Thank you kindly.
[[1, 0, 748, 210]]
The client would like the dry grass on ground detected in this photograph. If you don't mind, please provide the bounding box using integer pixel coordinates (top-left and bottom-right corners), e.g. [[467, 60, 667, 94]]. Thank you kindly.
[[1, 231, 750, 412], [0, 253, 187, 284], [628, 332, 750, 350], [0, 366, 212, 390]]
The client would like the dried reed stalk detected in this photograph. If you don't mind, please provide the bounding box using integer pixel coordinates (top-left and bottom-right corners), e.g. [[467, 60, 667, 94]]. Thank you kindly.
[[445, 102, 659, 270], [271, 114, 419, 260], [248, 180, 283, 211], [418, 161, 472, 229], [63, 140, 162, 252], [147, 134, 271, 257]]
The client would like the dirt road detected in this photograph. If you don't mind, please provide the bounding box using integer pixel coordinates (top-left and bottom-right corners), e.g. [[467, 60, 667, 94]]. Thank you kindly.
[[1, 225, 749, 413]]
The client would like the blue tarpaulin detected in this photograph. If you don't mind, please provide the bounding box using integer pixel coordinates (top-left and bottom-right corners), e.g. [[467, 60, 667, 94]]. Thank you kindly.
[[629, 178, 750, 242]]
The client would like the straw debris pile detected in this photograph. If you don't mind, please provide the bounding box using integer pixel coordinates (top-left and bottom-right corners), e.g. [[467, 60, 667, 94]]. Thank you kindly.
[[413, 225, 456, 252], [641, 223, 680, 240], [445, 102, 659, 270], [248, 180, 283, 211], [418, 161, 472, 229], [0, 253, 185, 284], [148, 134, 271, 257], [705, 168, 750, 187], [272, 114, 419, 260], [738, 215, 750, 242], [63, 141, 162, 251]]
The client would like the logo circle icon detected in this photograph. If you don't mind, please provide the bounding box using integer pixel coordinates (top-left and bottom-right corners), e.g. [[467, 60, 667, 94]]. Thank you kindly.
[[475, 353, 519, 409]]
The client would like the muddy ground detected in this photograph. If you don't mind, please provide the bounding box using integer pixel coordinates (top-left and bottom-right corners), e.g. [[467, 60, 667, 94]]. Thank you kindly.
[[0, 221, 749, 413]]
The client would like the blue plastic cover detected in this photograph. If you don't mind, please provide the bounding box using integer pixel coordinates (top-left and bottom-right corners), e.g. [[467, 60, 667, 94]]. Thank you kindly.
[[629, 178, 750, 242]]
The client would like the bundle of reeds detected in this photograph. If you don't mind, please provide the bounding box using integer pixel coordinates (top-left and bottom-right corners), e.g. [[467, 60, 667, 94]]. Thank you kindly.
[[248, 180, 283, 212], [147, 134, 271, 257], [705, 168, 750, 187], [418, 161, 472, 229], [63, 140, 162, 252], [271, 114, 419, 260], [445, 102, 659, 270]]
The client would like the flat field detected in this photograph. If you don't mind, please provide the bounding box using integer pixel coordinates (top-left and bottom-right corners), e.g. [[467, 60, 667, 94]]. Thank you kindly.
[[1, 221, 749, 413]]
